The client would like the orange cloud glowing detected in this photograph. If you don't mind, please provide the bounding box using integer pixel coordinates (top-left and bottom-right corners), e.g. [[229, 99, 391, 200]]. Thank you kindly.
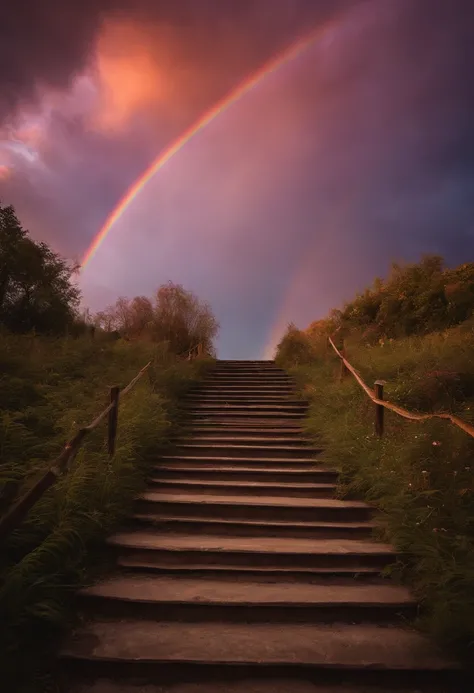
[[92, 21, 169, 132]]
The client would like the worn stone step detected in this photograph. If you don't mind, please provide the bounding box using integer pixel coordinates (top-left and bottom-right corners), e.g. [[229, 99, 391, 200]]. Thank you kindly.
[[191, 377, 296, 386], [129, 514, 377, 539], [185, 403, 306, 412], [190, 386, 296, 394], [135, 492, 371, 523], [187, 411, 305, 420], [183, 420, 304, 430], [116, 557, 390, 580], [200, 371, 289, 377], [151, 464, 338, 483], [186, 396, 305, 404], [205, 381, 292, 386], [107, 532, 393, 571], [172, 444, 320, 460], [183, 426, 306, 438], [215, 359, 280, 369], [147, 478, 337, 499], [201, 382, 295, 389], [176, 435, 314, 446], [60, 621, 460, 683], [77, 576, 416, 623], [66, 678, 462, 693], [159, 455, 331, 469]]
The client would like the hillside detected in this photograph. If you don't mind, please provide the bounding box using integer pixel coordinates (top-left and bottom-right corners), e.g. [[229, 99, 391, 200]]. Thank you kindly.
[[276, 257, 474, 653], [0, 331, 213, 687]]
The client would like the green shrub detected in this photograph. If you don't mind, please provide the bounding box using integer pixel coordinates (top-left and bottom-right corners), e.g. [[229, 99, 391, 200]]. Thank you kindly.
[[279, 324, 474, 654], [0, 331, 213, 687]]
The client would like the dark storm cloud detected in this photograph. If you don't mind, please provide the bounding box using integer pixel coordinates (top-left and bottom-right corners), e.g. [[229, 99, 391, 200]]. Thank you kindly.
[[0, 0, 112, 119], [0, 0, 350, 122]]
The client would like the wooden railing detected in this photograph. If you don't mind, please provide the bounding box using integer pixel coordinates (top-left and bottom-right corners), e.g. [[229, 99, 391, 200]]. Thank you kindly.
[[328, 336, 474, 440], [0, 361, 152, 541]]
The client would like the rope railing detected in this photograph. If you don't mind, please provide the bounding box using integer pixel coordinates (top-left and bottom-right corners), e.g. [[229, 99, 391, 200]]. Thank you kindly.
[[0, 361, 152, 541], [328, 336, 474, 440]]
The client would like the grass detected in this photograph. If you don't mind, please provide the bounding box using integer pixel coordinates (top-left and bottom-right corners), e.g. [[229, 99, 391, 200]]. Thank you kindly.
[[277, 322, 474, 657], [0, 330, 213, 689]]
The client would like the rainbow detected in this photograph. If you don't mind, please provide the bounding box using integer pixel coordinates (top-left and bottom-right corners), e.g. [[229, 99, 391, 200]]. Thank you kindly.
[[80, 25, 332, 269]]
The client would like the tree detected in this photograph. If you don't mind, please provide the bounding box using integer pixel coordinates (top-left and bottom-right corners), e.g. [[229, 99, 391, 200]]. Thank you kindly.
[[95, 282, 219, 355], [0, 203, 80, 333]]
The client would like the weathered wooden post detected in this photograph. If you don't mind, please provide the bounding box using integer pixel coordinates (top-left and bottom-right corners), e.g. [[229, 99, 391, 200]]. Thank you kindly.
[[197, 343, 203, 357], [374, 380, 384, 437], [108, 386, 120, 457]]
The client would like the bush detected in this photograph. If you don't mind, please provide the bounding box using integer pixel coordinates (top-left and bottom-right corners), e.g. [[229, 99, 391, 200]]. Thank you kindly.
[[95, 282, 219, 356], [278, 323, 474, 654], [275, 324, 316, 367], [0, 331, 213, 687], [299, 257, 474, 347]]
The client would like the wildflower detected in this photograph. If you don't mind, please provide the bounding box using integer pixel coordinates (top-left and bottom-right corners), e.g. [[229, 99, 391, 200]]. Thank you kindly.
[[453, 471, 458, 476], [465, 467, 471, 471], [422, 470, 428, 475], [408, 483, 412, 488], [432, 441, 441, 446], [433, 528, 439, 532]]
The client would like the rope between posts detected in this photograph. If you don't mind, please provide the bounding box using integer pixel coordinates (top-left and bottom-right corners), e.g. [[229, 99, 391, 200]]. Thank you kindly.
[[328, 336, 474, 439]]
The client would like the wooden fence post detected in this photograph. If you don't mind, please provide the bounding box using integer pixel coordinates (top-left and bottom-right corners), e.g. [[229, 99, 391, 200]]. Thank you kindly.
[[108, 386, 120, 457], [374, 380, 384, 436], [197, 343, 203, 357]]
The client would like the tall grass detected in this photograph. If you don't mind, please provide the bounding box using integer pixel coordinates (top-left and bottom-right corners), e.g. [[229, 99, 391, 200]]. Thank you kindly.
[[0, 331, 213, 688], [277, 323, 474, 656]]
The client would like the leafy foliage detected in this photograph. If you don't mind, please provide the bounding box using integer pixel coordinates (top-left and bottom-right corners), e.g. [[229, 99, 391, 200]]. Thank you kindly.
[[303, 256, 474, 345], [277, 275, 474, 654], [0, 203, 80, 334], [0, 331, 213, 688], [95, 281, 219, 356]]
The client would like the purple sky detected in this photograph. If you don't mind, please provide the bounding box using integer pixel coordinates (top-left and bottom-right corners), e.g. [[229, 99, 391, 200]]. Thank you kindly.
[[1, 0, 473, 358]]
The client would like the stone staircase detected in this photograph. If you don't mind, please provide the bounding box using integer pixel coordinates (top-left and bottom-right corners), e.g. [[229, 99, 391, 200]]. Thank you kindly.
[[61, 360, 463, 693]]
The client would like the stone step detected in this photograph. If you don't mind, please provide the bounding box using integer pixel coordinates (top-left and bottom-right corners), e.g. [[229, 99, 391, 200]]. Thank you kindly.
[[65, 678, 462, 693], [176, 435, 313, 446], [116, 558, 390, 580], [171, 444, 320, 460], [151, 464, 338, 483], [186, 396, 305, 404], [187, 413, 306, 423], [185, 403, 306, 411], [187, 411, 306, 421], [77, 576, 416, 623], [60, 621, 460, 685], [183, 426, 306, 437], [147, 478, 337, 499], [200, 382, 295, 389], [129, 514, 376, 539], [202, 380, 294, 387], [159, 455, 331, 467], [184, 420, 304, 430], [208, 368, 288, 378], [135, 492, 371, 523], [107, 532, 393, 571], [190, 386, 296, 393]]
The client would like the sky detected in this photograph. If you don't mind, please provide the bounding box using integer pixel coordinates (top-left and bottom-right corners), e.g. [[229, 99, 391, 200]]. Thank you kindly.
[[1, 0, 473, 358]]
